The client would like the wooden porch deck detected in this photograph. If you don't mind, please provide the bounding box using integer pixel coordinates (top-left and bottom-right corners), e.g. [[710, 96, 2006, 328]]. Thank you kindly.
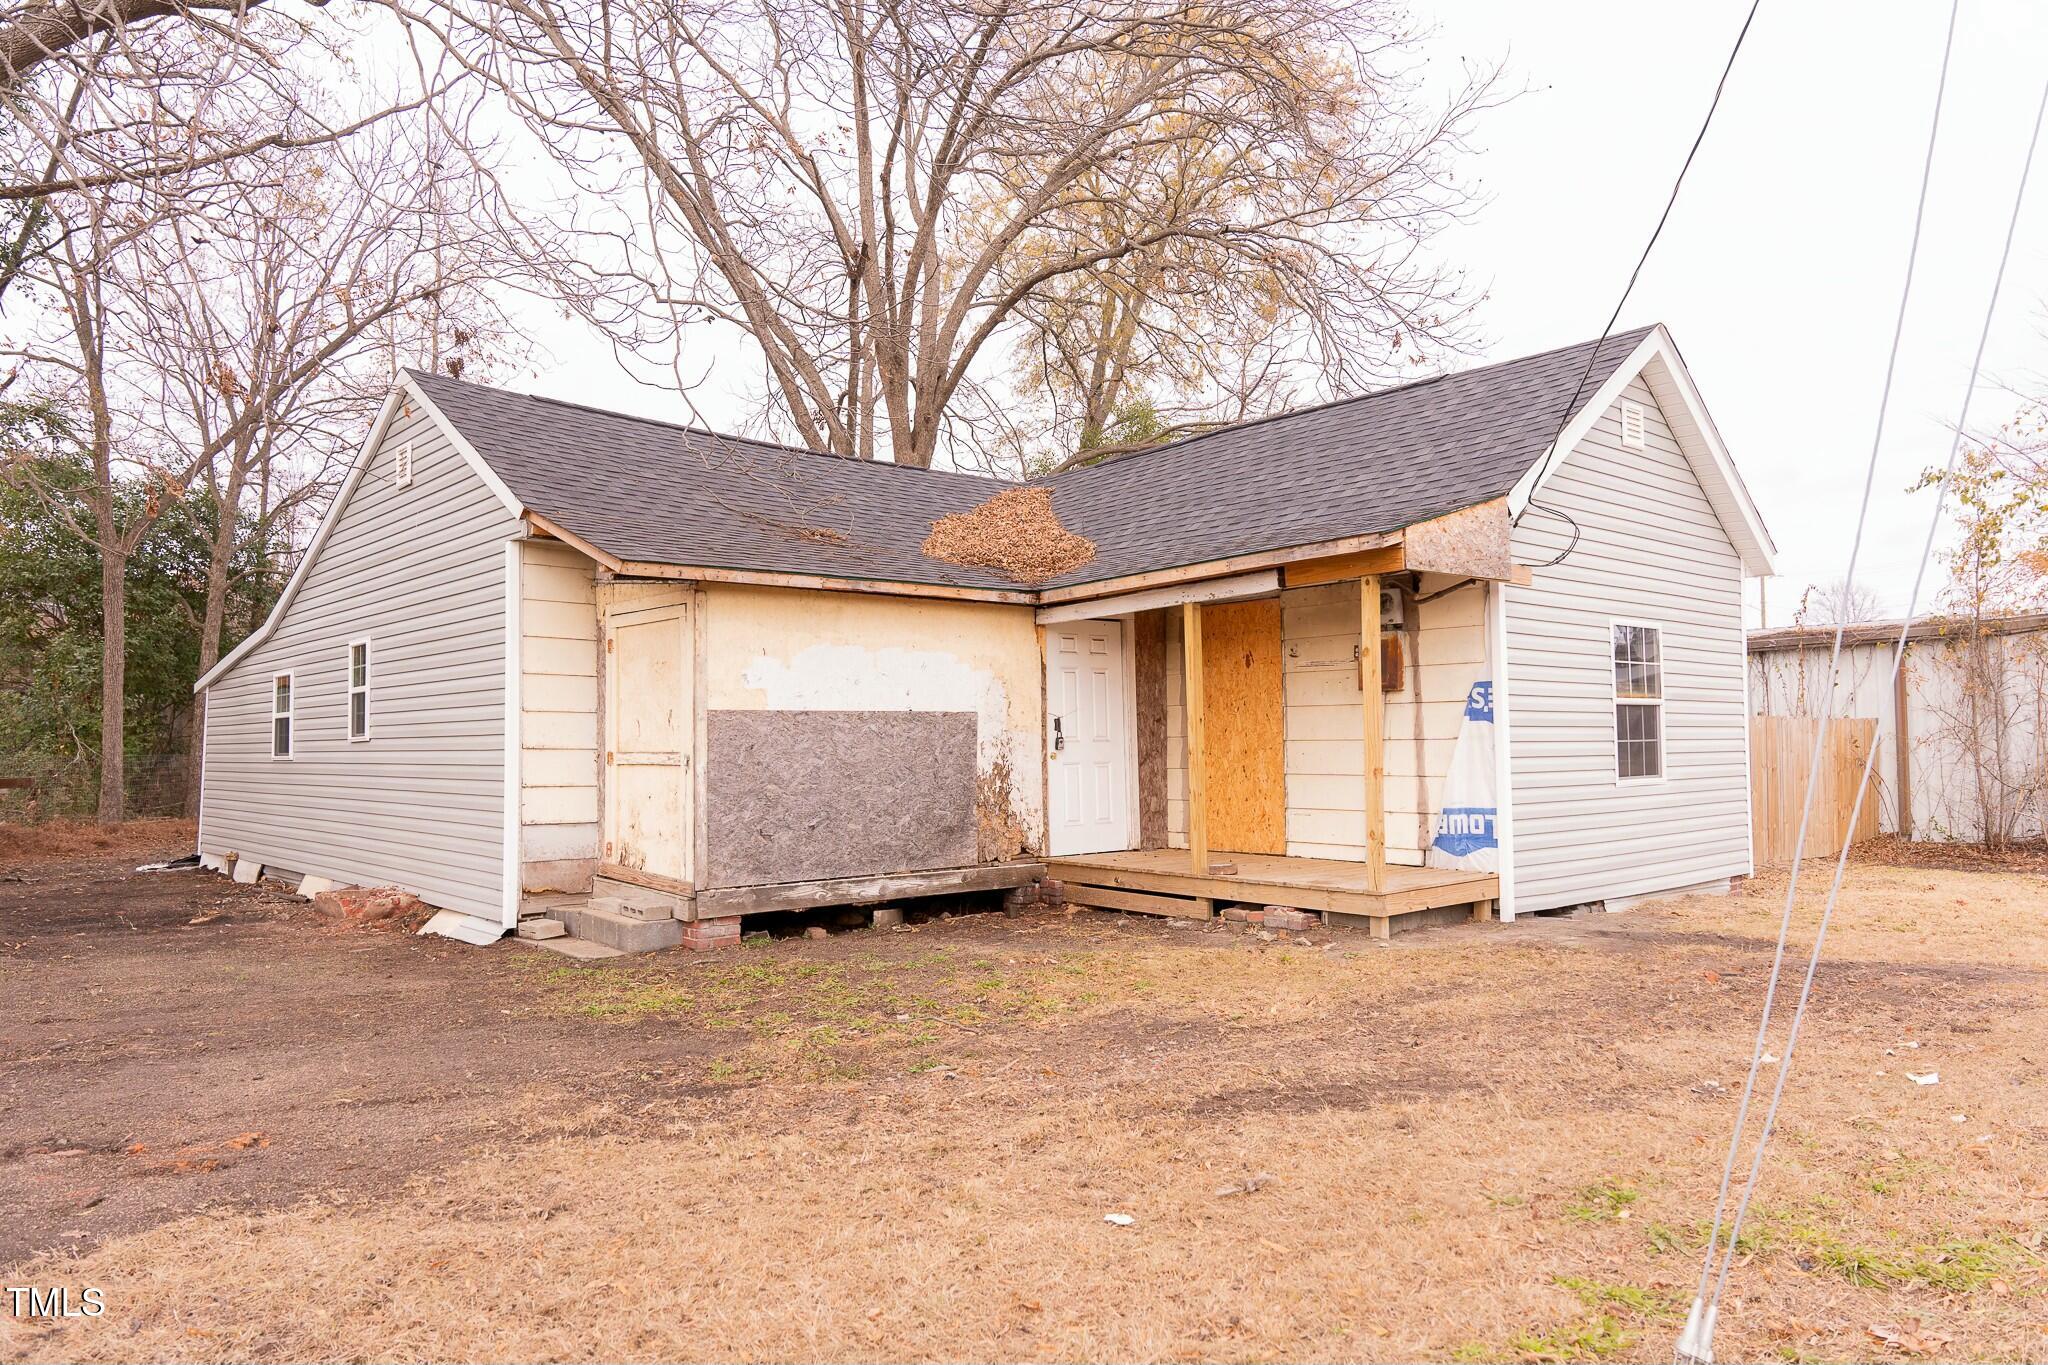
[[1046, 848, 1497, 937]]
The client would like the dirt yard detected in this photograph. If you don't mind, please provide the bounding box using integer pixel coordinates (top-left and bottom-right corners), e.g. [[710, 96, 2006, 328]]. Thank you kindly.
[[2, 826, 2044, 1364]]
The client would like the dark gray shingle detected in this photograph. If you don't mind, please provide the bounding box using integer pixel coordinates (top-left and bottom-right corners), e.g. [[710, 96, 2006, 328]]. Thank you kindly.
[[409, 326, 1653, 592]]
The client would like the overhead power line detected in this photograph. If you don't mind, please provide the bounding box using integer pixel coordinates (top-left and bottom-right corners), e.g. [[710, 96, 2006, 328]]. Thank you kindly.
[[1524, 0, 1763, 567], [1679, 7, 2048, 1362]]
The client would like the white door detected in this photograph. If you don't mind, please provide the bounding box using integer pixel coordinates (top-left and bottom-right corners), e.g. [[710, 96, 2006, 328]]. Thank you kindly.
[[1046, 621, 1131, 856], [603, 601, 692, 884]]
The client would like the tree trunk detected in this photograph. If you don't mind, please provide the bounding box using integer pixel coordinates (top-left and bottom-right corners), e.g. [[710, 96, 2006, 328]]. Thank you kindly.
[[185, 469, 244, 817], [96, 524, 126, 824]]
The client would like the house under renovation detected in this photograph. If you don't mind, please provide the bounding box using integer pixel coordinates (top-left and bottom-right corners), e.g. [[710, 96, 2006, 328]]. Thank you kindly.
[[192, 323, 1776, 951]]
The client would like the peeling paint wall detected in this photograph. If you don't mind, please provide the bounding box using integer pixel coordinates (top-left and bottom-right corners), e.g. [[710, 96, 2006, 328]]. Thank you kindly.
[[703, 585, 1047, 877]]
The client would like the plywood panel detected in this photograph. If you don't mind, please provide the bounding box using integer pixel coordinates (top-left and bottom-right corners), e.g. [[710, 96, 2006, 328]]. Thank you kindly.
[[702, 710, 977, 888], [1201, 598, 1286, 854]]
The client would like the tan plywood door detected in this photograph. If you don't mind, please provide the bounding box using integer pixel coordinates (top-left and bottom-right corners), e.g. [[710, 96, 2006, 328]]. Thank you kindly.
[[1047, 621, 1131, 857], [1200, 598, 1286, 855], [603, 602, 692, 882]]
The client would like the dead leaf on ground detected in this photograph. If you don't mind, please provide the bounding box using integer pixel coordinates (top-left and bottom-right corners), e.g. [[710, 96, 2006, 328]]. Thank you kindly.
[[224, 1131, 268, 1150], [1214, 1172, 1276, 1197], [1867, 1319, 1951, 1356]]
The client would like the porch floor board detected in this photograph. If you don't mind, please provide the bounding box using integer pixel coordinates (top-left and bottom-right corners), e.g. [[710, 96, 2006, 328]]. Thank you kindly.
[[1046, 848, 1496, 929]]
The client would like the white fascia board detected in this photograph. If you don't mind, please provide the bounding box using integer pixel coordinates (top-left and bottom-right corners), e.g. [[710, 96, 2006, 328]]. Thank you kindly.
[[193, 379, 529, 696], [1509, 325, 1777, 579], [1034, 569, 1280, 624], [399, 374, 525, 519], [193, 387, 407, 694]]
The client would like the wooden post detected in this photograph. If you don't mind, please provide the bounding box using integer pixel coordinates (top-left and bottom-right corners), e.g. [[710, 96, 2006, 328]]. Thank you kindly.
[[1360, 576, 1387, 892], [1182, 601, 1209, 876], [1893, 643, 1912, 841]]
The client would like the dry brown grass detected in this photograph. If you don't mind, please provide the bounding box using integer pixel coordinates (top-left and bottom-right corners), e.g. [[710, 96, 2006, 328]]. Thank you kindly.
[[5, 862, 2046, 1363], [0, 818, 195, 863]]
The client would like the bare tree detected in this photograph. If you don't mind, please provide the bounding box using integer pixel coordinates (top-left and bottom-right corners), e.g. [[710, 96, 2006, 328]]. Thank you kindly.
[[1, 29, 513, 821], [1910, 432, 2048, 845], [1793, 577, 1888, 627], [397, 0, 1492, 468]]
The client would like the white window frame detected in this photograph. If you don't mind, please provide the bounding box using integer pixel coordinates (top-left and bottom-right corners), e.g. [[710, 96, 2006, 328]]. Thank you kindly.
[[1610, 619, 1665, 785], [271, 671, 295, 760], [347, 639, 371, 742]]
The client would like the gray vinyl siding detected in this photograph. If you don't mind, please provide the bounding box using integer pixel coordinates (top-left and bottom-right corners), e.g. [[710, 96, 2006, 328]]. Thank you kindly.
[[198, 404, 521, 918], [1503, 378, 1750, 913]]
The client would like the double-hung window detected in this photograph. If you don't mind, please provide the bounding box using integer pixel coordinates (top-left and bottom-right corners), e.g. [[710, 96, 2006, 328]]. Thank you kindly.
[[347, 640, 371, 741], [1612, 623, 1663, 781], [271, 673, 294, 758]]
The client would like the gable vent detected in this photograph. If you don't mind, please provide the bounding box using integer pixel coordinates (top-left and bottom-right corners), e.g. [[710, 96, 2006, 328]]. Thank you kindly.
[[393, 441, 415, 489], [1619, 401, 1647, 449]]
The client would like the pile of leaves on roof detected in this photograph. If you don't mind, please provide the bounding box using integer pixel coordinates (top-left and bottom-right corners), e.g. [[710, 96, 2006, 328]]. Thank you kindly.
[[921, 486, 1094, 585]]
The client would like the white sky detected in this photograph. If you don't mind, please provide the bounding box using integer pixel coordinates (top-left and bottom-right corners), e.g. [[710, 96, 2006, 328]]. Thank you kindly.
[[499, 0, 2048, 628]]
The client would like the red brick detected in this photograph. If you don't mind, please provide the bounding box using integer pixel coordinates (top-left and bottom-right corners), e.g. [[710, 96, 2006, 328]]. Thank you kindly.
[[1221, 904, 1265, 924], [1262, 907, 1319, 933], [681, 919, 741, 952]]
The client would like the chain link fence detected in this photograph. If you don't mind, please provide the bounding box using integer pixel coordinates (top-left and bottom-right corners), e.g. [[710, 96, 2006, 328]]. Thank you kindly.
[[0, 753, 192, 821]]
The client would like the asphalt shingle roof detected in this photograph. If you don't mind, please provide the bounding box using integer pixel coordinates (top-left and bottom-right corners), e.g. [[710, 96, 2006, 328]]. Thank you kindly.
[[408, 326, 1654, 594]]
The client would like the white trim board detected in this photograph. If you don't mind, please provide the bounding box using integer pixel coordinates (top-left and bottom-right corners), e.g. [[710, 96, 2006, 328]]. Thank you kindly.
[[192, 378, 526, 694], [501, 536, 524, 929], [1509, 324, 1777, 578], [1035, 570, 1279, 624]]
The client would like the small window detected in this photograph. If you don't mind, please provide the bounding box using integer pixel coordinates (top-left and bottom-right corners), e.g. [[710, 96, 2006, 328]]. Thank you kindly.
[[1620, 400, 1647, 449], [1612, 623, 1662, 781], [271, 672, 294, 758], [393, 441, 414, 489], [347, 640, 370, 741]]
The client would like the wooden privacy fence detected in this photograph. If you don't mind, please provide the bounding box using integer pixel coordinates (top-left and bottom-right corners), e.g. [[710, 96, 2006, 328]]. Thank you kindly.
[[1749, 716, 1882, 866]]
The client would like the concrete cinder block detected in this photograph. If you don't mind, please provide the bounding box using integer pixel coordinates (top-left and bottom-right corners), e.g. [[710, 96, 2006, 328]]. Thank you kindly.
[[230, 858, 262, 885], [871, 906, 904, 930], [516, 917, 567, 940], [553, 902, 684, 953]]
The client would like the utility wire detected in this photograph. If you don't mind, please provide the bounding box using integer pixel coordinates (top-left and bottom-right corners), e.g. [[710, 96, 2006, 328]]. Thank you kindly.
[[1525, 0, 1763, 567], [1700, 50, 2048, 1354], [1678, 11, 2048, 1361]]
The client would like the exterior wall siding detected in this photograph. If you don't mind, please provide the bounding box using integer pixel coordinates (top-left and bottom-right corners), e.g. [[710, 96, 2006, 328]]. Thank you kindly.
[[1160, 580, 1480, 863], [520, 538, 601, 890], [1504, 378, 1751, 914], [198, 403, 522, 918]]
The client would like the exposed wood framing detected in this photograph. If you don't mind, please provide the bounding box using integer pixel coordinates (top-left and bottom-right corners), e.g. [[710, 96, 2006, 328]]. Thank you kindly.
[[1046, 853, 1495, 919], [1033, 570, 1277, 624], [1281, 545, 1403, 589], [597, 861, 694, 898], [1360, 574, 1387, 892], [1181, 601, 1209, 876], [693, 861, 1042, 918], [1063, 883, 1214, 920], [1036, 530, 1403, 605], [1133, 611, 1170, 849]]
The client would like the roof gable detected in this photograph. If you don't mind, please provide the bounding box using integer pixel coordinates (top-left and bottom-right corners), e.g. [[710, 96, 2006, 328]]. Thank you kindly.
[[397, 326, 1699, 594]]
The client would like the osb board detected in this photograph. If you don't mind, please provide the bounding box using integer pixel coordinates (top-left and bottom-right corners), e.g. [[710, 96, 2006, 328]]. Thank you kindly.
[[703, 710, 977, 889], [1401, 498, 1511, 579], [1134, 611, 1170, 850], [1199, 599, 1286, 855]]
